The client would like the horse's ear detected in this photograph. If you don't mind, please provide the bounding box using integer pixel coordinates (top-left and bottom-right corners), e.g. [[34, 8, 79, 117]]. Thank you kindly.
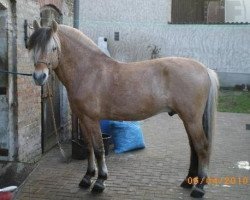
[[51, 20, 58, 33], [33, 20, 41, 31]]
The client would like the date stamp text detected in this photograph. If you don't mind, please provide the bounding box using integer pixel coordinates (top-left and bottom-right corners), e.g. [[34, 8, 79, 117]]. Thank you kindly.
[[187, 176, 249, 185]]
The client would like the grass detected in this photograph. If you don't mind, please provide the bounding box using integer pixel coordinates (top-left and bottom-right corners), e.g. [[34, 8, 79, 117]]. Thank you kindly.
[[218, 89, 250, 113]]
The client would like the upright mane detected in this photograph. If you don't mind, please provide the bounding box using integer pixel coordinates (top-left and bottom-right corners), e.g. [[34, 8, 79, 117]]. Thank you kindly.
[[57, 25, 104, 53]]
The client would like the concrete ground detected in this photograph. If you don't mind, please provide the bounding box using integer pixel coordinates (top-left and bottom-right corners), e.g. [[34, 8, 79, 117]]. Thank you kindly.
[[15, 112, 250, 200]]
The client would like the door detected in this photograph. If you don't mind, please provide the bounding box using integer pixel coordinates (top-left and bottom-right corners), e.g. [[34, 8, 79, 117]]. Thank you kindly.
[[0, 8, 9, 158], [40, 6, 62, 153], [41, 73, 61, 152]]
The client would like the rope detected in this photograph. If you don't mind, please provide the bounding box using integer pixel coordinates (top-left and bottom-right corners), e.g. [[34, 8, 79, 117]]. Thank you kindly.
[[46, 82, 69, 162], [0, 68, 69, 162], [0, 69, 32, 76]]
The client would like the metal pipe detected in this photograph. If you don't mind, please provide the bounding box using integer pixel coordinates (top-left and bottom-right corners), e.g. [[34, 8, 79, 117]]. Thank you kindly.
[[24, 19, 29, 48], [10, 0, 18, 161], [73, 0, 79, 29], [72, 0, 80, 148]]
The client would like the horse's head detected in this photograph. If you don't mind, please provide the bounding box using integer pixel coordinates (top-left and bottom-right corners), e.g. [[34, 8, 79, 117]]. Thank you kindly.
[[28, 20, 60, 86]]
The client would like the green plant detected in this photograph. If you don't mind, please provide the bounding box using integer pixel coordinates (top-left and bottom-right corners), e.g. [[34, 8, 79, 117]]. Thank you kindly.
[[218, 89, 250, 113]]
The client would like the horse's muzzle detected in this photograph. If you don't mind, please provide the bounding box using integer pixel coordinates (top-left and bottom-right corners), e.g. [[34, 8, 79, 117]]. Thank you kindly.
[[33, 71, 48, 86]]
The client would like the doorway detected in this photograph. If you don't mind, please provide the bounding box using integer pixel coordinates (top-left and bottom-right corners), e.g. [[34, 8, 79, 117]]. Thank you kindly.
[[0, 5, 9, 159], [40, 6, 62, 153]]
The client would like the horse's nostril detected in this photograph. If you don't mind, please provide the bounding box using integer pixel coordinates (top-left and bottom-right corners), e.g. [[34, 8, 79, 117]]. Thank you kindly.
[[32, 73, 37, 79], [42, 73, 47, 79]]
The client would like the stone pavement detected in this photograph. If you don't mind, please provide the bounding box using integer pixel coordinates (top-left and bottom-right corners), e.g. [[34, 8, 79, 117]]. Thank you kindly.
[[15, 113, 250, 200]]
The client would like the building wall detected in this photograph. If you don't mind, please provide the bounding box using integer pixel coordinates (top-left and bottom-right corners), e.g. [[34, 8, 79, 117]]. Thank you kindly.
[[16, 0, 73, 162], [0, 0, 19, 161], [0, 0, 73, 163], [225, 0, 250, 23], [80, 0, 171, 24], [0, 0, 10, 161], [79, 0, 250, 87], [15, 0, 41, 163]]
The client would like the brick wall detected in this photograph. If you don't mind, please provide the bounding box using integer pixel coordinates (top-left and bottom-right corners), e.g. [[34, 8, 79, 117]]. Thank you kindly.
[[13, 0, 73, 162], [15, 0, 41, 162], [38, 0, 63, 11]]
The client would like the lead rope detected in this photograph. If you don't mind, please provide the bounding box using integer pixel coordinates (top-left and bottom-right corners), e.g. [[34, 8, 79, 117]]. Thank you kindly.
[[46, 82, 70, 163]]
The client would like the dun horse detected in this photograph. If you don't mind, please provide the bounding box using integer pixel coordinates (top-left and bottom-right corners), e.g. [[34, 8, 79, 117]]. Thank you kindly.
[[28, 20, 219, 198]]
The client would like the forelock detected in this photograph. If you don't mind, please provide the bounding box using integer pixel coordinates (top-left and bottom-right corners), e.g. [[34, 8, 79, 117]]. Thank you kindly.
[[28, 27, 53, 53]]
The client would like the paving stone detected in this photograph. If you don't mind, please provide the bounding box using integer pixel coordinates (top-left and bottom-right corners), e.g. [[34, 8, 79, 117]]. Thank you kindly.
[[15, 113, 250, 199]]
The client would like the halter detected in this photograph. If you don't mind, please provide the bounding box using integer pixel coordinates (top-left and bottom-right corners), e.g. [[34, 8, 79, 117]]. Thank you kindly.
[[35, 60, 53, 74], [35, 55, 59, 73], [36, 61, 50, 65]]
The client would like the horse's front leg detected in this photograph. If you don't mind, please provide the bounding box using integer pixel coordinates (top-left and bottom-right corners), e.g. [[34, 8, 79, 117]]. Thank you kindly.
[[78, 120, 96, 188], [91, 126, 108, 193], [81, 116, 108, 193]]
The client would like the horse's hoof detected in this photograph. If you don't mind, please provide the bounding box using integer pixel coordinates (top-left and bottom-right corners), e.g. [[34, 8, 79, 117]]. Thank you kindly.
[[180, 180, 193, 189], [79, 176, 92, 188], [190, 186, 205, 198], [91, 179, 105, 193]]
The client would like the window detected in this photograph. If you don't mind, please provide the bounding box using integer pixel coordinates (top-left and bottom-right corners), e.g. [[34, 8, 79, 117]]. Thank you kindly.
[[114, 32, 120, 41], [205, 0, 224, 23], [40, 5, 62, 27], [171, 0, 225, 24]]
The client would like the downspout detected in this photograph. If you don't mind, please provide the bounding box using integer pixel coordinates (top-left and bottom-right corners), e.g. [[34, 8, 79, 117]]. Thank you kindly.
[[9, 0, 18, 161], [72, 0, 80, 142], [72, 1, 80, 137], [73, 0, 79, 29]]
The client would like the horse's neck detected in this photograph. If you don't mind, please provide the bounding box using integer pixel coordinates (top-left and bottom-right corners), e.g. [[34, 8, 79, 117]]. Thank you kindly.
[[54, 29, 115, 93]]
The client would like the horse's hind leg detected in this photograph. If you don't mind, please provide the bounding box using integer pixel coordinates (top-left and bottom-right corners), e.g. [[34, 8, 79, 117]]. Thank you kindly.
[[78, 120, 96, 188], [183, 119, 210, 198], [180, 134, 198, 189]]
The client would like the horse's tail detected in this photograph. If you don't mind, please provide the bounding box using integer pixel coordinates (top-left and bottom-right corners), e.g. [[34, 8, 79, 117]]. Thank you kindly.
[[203, 69, 219, 153]]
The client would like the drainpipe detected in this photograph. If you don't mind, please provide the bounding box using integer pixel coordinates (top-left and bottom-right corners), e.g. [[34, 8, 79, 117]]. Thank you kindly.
[[72, 0, 80, 135], [9, 0, 18, 161], [72, 0, 80, 147], [73, 0, 79, 29]]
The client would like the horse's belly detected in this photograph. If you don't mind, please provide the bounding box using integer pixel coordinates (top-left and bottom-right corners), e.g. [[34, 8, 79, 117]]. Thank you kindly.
[[105, 98, 171, 121]]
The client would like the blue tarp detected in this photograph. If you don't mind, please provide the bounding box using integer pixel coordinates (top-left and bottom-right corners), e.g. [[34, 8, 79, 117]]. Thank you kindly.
[[100, 120, 145, 154]]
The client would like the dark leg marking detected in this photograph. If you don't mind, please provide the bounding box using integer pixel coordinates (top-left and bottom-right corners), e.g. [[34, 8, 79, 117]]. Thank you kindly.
[[91, 150, 107, 193], [181, 136, 198, 189], [79, 169, 96, 188], [92, 179, 106, 193], [190, 176, 207, 198], [168, 111, 176, 116]]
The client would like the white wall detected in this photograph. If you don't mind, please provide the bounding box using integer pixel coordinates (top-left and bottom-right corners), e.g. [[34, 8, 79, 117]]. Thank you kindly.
[[80, 0, 171, 24], [79, 0, 250, 87], [81, 22, 250, 73], [225, 0, 250, 22]]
